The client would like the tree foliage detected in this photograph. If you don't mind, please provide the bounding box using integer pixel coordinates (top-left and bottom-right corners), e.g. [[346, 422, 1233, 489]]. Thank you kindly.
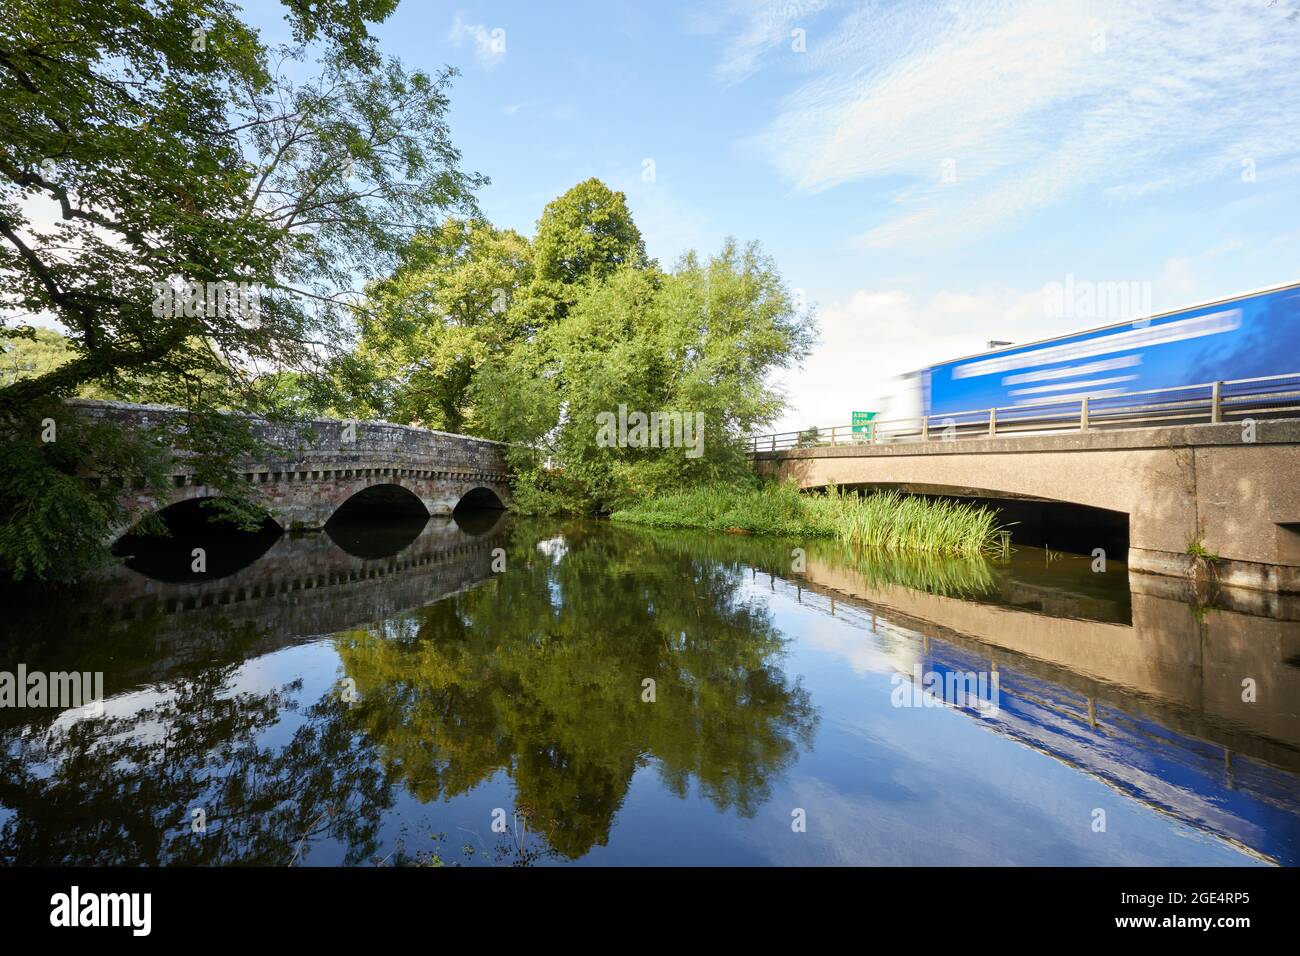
[[0, 0, 483, 579], [473, 238, 815, 513], [357, 178, 814, 514], [355, 218, 532, 430], [531, 177, 648, 309]]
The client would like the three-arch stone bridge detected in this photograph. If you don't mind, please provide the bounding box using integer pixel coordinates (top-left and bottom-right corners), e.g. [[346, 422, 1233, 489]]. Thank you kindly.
[[751, 419, 1300, 595], [71, 400, 512, 537]]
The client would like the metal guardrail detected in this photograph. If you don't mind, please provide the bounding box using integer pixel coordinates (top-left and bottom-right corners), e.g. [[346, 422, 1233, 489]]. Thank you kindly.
[[747, 372, 1300, 453]]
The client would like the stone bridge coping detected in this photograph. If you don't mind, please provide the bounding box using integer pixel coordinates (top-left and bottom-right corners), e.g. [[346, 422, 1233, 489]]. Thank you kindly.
[[65, 398, 511, 448], [73, 399, 513, 530], [88, 465, 508, 493], [156, 465, 509, 490]]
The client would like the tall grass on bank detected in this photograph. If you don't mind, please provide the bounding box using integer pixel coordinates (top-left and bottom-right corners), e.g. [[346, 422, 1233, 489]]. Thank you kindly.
[[610, 482, 1005, 557]]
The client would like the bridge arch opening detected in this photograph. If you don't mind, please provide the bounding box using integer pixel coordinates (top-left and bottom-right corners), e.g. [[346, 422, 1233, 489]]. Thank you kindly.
[[453, 486, 505, 514], [111, 496, 282, 582], [452, 487, 506, 535], [328, 483, 430, 524], [325, 484, 429, 558], [833, 483, 1129, 558]]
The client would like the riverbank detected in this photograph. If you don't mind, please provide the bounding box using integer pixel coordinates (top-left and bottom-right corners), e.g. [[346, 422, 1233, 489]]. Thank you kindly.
[[609, 481, 1005, 557]]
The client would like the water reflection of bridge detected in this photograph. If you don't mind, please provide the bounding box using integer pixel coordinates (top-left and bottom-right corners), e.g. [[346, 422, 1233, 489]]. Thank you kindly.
[[788, 553, 1300, 864], [8, 517, 505, 702], [103, 520, 501, 629]]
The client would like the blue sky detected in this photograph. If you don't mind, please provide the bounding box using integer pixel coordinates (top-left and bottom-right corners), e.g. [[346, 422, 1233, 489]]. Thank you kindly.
[[250, 1, 1300, 429]]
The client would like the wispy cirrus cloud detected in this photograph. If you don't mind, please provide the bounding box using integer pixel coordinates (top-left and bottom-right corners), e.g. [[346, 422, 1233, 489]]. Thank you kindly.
[[447, 12, 507, 71], [732, 0, 1300, 248], [699, 0, 838, 85]]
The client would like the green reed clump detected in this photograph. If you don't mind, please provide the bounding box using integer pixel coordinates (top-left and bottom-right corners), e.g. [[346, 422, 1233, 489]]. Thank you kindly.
[[821, 537, 999, 597], [610, 482, 1004, 557]]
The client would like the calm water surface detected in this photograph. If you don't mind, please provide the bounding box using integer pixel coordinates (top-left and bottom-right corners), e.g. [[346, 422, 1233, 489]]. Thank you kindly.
[[2, 515, 1298, 866]]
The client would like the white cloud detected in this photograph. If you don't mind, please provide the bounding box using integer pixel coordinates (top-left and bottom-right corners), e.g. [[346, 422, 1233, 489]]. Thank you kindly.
[[768, 249, 1235, 432], [771, 284, 1045, 431], [707, 0, 837, 85], [447, 12, 507, 71], [745, 0, 1300, 248]]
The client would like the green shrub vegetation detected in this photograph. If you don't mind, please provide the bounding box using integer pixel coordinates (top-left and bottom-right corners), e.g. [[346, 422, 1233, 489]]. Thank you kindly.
[[610, 481, 1006, 557]]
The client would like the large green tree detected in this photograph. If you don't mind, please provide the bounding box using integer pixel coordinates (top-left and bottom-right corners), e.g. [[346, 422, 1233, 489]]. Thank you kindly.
[[525, 177, 648, 326], [532, 178, 647, 285], [354, 217, 532, 430], [0, 0, 483, 579], [344, 179, 648, 434], [474, 238, 815, 513]]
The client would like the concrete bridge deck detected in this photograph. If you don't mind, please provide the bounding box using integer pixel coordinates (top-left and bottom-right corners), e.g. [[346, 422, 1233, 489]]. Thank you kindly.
[[751, 418, 1300, 594]]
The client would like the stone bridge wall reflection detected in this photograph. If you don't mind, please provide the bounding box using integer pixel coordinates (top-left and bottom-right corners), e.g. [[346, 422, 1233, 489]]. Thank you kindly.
[[2, 515, 508, 706]]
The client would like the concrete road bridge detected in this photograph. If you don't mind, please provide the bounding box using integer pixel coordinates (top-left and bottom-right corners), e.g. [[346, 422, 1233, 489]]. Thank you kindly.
[[68, 400, 512, 538], [750, 416, 1300, 595]]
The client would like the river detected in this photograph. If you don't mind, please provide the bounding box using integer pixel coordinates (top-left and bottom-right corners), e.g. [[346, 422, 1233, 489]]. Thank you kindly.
[[1, 514, 1297, 865]]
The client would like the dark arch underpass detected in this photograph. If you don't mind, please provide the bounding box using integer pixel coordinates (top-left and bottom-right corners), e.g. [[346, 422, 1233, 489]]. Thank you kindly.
[[327, 483, 430, 524], [834, 483, 1131, 559], [112, 496, 282, 581]]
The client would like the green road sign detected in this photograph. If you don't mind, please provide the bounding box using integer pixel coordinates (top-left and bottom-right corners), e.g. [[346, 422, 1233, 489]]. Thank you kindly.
[[851, 411, 876, 441]]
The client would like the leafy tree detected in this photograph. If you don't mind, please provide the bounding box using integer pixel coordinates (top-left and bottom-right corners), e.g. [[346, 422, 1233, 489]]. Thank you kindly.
[[474, 239, 815, 513], [2, 326, 230, 403], [0, 400, 171, 580], [0, 0, 483, 579], [796, 425, 822, 448], [354, 218, 532, 430], [345, 179, 649, 438], [533, 178, 647, 284], [526, 177, 648, 324], [249, 369, 335, 419], [0, 327, 75, 388]]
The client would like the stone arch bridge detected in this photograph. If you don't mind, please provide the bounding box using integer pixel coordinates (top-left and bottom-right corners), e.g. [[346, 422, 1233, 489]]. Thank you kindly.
[[71, 400, 512, 537]]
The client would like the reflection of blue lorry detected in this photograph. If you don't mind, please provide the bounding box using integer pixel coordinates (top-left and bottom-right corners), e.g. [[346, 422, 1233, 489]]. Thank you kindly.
[[877, 280, 1300, 424], [916, 640, 1300, 866]]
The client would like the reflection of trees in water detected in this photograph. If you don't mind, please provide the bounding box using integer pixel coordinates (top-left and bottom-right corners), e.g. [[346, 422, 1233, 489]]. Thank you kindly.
[[0, 664, 395, 866], [0, 520, 817, 864], [385, 816, 561, 867], [336, 521, 819, 860]]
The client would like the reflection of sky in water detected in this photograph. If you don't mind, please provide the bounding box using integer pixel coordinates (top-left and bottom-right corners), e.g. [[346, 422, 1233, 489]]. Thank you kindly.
[[3, 520, 1295, 866], [215, 579, 1275, 866]]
